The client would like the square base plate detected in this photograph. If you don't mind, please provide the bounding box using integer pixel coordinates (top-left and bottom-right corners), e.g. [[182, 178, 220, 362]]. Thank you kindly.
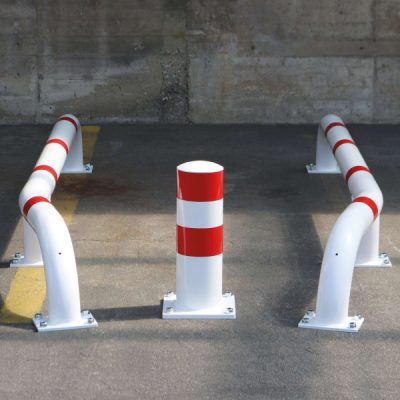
[[62, 163, 93, 174], [33, 310, 98, 332], [298, 311, 364, 332], [355, 253, 392, 268], [306, 163, 341, 174], [10, 255, 43, 268], [162, 292, 236, 320]]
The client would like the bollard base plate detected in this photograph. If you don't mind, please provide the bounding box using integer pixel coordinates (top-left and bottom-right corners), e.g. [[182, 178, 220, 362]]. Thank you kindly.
[[306, 163, 341, 174], [62, 163, 93, 174], [10, 254, 43, 268], [298, 311, 364, 332], [162, 292, 236, 320], [355, 252, 392, 268], [33, 310, 98, 332]]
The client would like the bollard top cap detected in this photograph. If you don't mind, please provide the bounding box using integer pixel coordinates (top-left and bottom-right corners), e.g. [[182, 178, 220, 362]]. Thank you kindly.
[[177, 160, 223, 174]]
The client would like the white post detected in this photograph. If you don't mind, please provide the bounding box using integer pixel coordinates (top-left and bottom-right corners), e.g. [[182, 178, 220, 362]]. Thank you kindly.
[[10, 219, 43, 267], [29, 204, 83, 328], [163, 160, 236, 319], [355, 216, 391, 267], [308, 205, 371, 330], [306, 124, 341, 174], [62, 125, 93, 174], [299, 114, 390, 332]]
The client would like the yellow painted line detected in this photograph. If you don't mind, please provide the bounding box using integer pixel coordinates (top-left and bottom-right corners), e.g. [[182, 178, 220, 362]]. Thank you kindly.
[[0, 269, 46, 323], [0, 125, 101, 324], [82, 125, 101, 136]]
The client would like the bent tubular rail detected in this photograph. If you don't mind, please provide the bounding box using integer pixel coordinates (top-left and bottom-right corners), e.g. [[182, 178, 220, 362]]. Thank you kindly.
[[17, 115, 97, 332], [299, 114, 391, 332]]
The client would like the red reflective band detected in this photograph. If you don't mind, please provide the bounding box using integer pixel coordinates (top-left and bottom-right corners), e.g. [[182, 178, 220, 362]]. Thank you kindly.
[[353, 196, 379, 220], [177, 170, 224, 202], [23, 196, 50, 217], [57, 116, 78, 132], [324, 122, 346, 136], [32, 165, 58, 182], [46, 138, 69, 154], [332, 139, 355, 155], [177, 225, 223, 257], [345, 166, 370, 183]]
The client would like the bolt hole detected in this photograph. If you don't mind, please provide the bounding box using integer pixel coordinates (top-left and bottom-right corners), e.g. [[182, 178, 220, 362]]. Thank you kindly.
[[335, 253, 339, 256]]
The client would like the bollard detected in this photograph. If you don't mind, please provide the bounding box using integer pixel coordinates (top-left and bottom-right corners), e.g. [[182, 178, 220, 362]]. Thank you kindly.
[[16, 115, 97, 332], [163, 160, 236, 319], [299, 114, 390, 333]]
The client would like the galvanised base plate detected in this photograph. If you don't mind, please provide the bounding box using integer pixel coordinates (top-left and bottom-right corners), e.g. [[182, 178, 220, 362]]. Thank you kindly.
[[10, 254, 43, 268], [306, 163, 341, 174], [162, 292, 236, 320], [62, 163, 93, 174], [298, 311, 364, 332], [355, 253, 392, 268], [33, 310, 98, 332]]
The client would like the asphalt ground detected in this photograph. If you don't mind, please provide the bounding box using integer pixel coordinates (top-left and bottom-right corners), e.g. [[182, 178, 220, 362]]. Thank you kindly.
[[0, 124, 399, 400]]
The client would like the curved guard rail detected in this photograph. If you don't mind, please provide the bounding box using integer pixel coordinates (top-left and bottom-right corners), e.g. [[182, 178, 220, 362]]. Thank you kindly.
[[16, 115, 97, 332], [11, 116, 92, 268], [299, 114, 391, 333]]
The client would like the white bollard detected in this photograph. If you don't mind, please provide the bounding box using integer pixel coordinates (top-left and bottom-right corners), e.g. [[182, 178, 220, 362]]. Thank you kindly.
[[162, 160, 236, 319], [299, 114, 390, 333], [16, 115, 97, 332]]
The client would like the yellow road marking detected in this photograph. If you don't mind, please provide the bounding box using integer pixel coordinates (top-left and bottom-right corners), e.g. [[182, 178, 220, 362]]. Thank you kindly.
[[0, 269, 46, 323], [82, 125, 101, 136], [0, 125, 100, 324]]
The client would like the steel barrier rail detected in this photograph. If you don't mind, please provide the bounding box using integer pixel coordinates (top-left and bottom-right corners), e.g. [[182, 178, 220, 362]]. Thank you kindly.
[[16, 114, 97, 332], [299, 114, 391, 332], [11, 116, 92, 268]]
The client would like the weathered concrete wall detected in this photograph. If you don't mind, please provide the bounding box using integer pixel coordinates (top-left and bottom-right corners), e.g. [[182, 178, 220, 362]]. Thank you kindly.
[[1, 0, 399, 124]]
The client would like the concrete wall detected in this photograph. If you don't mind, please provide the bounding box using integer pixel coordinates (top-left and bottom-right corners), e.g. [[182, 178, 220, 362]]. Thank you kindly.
[[1, 0, 399, 124]]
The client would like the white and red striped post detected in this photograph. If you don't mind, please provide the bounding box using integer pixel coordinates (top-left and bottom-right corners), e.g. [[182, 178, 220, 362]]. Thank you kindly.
[[299, 114, 391, 333], [14, 115, 97, 332], [163, 160, 236, 319]]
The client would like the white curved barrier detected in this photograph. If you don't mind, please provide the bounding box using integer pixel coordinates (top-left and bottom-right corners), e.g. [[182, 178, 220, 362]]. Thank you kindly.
[[11, 116, 92, 268], [15, 115, 97, 332], [299, 114, 391, 332]]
